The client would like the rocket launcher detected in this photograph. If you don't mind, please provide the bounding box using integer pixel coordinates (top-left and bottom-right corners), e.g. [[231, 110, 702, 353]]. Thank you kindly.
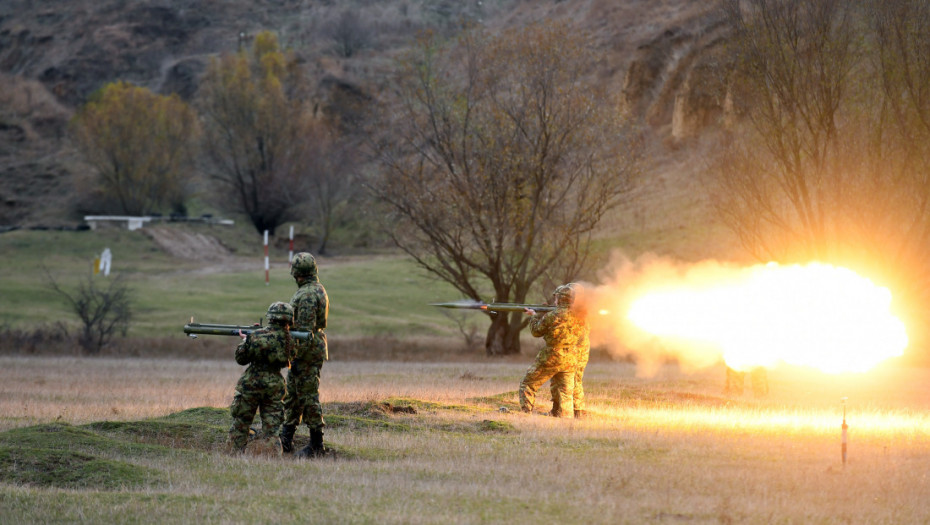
[[431, 301, 557, 314], [183, 321, 312, 340]]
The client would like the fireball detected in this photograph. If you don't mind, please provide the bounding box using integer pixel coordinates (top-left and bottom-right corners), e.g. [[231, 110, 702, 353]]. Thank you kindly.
[[626, 263, 908, 374]]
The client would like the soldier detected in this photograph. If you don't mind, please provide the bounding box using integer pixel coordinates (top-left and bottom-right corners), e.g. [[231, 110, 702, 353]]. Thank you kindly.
[[549, 283, 591, 418], [279, 252, 329, 458], [519, 284, 588, 418], [227, 301, 294, 455], [725, 365, 769, 397]]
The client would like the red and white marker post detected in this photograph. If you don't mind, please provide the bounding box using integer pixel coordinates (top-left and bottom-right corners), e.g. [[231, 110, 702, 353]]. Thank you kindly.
[[263, 230, 270, 286], [288, 225, 294, 265]]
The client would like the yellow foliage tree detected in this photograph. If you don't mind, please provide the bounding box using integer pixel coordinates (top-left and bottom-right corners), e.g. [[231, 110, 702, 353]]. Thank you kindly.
[[72, 81, 199, 215]]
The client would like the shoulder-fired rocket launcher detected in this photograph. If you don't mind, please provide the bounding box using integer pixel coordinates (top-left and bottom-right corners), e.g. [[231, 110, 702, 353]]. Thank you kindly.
[[183, 321, 312, 340], [431, 301, 557, 314]]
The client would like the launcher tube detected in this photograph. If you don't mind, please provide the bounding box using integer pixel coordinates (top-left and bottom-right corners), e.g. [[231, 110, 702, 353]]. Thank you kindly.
[[431, 302, 557, 313], [183, 323, 310, 340]]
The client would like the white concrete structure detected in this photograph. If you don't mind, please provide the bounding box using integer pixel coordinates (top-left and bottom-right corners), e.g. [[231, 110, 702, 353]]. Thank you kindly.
[[84, 216, 152, 231]]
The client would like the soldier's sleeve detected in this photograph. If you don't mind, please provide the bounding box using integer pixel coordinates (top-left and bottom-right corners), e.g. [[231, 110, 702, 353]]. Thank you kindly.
[[530, 312, 549, 338], [289, 290, 304, 329], [234, 337, 252, 365], [313, 285, 329, 330], [318, 287, 328, 330]]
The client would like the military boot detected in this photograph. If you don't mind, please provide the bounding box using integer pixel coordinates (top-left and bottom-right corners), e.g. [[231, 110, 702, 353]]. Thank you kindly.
[[311, 429, 324, 454], [296, 429, 325, 458], [280, 424, 297, 454], [574, 409, 587, 419]]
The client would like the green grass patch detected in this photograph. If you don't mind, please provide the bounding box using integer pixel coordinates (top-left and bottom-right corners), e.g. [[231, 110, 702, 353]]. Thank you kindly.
[[326, 414, 412, 432], [151, 406, 230, 426], [85, 420, 227, 451], [431, 419, 517, 434], [0, 446, 163, 490], [85, 406, 231, 451], [0, 424, 167, 490], [476, 419, 516, 433], [467, 391, 520, 409], [0, 423, 172, 458]]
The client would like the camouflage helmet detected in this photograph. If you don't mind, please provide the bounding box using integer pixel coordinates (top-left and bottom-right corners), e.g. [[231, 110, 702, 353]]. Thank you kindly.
[[290, 252, 317, 279], [554, 282, 584, 307], [266, 301, 294, 324]]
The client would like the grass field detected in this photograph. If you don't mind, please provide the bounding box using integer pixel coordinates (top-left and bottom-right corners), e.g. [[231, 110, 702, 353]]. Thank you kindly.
[[1, 356, 929, 523], [0, 226, 470, 342]]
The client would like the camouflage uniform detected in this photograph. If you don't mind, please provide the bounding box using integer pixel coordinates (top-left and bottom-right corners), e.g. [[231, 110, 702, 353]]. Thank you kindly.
[[551, 320, 590, 417], [519, 287, 587, 418], [228, 303, 293, 453], [281, 252, 329, 457]]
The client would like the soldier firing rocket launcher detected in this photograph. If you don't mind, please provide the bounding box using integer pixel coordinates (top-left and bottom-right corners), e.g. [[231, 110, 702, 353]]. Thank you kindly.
[[183, 320, 312, 340], [431, 300, 558, 314]]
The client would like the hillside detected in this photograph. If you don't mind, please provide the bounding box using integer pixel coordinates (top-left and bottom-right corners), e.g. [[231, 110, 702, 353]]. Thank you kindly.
[[0, 0, 736, 259]]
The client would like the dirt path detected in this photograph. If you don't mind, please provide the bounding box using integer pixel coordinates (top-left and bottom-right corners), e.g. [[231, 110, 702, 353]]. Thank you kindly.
[[142, 225, 234, 262]]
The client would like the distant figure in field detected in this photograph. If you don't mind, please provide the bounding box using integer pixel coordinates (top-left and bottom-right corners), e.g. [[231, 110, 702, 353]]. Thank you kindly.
[[520, 283, 589, 418], [725, 365, 769, 397], [227, 301, 294, 455], [549, 283, 591, 418], [279, 252, 330, 458]]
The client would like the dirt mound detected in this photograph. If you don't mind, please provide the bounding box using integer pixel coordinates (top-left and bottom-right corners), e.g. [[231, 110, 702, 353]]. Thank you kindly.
[[142, 225, 232, 261]]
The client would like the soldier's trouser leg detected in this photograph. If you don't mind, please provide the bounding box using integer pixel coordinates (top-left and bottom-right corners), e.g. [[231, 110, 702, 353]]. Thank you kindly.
[[258, 383, 286, 438], [283, 369, 302, 427], [520, 362, 556, 413], [725, 366, 745, 395], [573, 365, 587, 412], [549, 370, 574, 418], [300, 365, 325, 431], [286, 365, 325, 431], [552, 364, 587, 416], [750, 368, 769, 397], [228, 389, 258, 451]]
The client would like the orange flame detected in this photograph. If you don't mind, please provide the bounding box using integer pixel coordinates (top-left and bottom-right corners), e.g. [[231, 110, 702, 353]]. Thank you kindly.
[[623, 262, 907, 374]]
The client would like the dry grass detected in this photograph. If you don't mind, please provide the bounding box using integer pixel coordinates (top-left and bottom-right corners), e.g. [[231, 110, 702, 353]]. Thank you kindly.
[[1, 356, 930, 523]]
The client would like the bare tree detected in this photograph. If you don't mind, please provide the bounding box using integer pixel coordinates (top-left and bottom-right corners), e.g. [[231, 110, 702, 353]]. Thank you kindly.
[[197, 31, 316, 236], [328, 9, 372, 58], [715, 0, 859, 261], [300, 125, 362, 254], [370, 22, 640, 356], [714, 0, 930, 343], [46, 270, 132, 355]]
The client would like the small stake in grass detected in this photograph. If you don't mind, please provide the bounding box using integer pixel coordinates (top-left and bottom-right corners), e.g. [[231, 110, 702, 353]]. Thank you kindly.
[[841, 396, 848, 468]]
